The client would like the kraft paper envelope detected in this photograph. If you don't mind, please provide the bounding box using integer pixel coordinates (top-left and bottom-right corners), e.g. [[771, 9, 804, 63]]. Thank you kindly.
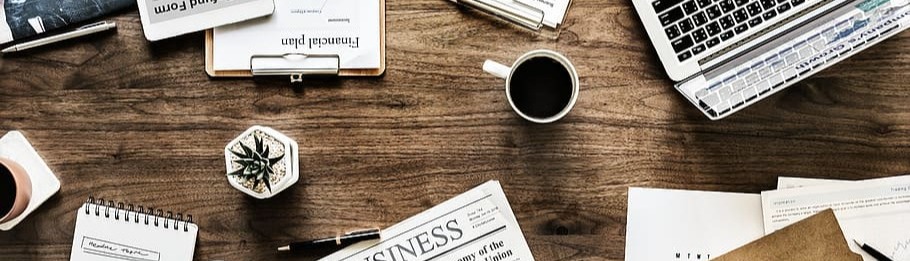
[[714, 209, 861, 261]]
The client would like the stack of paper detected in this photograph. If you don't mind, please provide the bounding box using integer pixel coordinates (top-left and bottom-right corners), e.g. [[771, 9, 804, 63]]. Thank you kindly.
[[625, 174, 910, 261], [766, 176, 910, 261]]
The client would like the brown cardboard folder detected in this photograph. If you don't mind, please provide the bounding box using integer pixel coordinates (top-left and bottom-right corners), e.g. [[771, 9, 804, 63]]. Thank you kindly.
[[714, 209, 861, 261], [204, 0, 386, 79]]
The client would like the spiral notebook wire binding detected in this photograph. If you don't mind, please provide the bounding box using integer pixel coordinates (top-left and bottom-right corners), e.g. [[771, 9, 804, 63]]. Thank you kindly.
[[85, 196, 194, 232]]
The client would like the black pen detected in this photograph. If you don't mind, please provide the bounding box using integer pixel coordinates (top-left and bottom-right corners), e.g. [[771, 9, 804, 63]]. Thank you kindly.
[[854, 239, 893, 261], [278, 228, 381, 253]]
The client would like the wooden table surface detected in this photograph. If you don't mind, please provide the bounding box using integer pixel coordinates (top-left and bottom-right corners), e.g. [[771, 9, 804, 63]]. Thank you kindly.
[[2, 0, 910, 260]]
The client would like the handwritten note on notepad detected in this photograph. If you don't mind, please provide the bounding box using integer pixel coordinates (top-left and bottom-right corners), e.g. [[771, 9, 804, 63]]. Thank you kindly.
[[70, 201, 198, 261]]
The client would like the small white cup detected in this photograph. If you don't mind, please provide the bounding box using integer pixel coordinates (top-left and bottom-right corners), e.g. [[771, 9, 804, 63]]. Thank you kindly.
[[483, 49, 579, 124]]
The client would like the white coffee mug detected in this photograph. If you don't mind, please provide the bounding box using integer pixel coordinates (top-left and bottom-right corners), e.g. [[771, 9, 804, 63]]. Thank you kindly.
[[483, 49, 579, 123]]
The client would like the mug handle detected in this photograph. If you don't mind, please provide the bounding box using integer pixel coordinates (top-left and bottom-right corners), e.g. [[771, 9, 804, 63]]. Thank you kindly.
[[483, 60, 512, 79]]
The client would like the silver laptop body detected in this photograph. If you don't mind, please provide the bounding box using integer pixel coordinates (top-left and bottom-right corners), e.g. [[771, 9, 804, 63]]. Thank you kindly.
[[632, 0, 910, 120]]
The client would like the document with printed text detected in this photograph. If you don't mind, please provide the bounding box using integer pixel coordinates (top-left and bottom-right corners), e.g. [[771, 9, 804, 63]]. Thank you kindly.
[[777, 176, 851, 189], [624, 188, 765, 261], [213, 0, 381, 70], [763, 175, 910, 261]]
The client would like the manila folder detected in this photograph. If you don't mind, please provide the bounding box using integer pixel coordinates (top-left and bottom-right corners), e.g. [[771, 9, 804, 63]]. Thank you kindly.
[[714, 209, 861, 261]]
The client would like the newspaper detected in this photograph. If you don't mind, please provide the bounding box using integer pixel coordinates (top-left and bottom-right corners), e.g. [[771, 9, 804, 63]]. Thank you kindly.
[[321, 180, 535, 261]]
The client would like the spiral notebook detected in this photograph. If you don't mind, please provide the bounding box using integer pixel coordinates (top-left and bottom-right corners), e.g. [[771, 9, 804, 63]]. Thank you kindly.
[[69, 197, 198, 261]]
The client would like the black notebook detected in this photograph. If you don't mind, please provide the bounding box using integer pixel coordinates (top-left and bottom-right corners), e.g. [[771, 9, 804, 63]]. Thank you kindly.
[[1, 0, 134, 44]]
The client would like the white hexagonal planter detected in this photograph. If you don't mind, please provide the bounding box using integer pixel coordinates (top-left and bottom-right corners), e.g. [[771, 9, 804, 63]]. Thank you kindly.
[[224, 126, 299, 199]]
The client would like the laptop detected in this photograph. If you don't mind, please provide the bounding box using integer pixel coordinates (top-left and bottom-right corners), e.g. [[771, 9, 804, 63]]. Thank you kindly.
[[632, 0, 910, 120]]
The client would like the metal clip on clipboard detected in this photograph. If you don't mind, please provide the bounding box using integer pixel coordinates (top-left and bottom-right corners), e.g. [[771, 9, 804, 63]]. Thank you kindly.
[[457, 0, 546, 32], [250, 53, 341, 84]]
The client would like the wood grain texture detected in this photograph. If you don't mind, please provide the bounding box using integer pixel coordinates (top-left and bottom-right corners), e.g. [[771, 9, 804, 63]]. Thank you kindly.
[[1, 0, 910, 260]]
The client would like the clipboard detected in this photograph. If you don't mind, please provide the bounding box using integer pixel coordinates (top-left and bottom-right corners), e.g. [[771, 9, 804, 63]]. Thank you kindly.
[[204, 0, 386, 83]]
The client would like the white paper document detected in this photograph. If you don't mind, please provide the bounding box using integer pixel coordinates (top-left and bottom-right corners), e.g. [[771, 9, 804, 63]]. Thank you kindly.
[[213, 0, 381, 70], [320, 180, 534, 261], [625, 188, 765, 261], [776, 176, 852, 189], [762, 175, 910, 261]]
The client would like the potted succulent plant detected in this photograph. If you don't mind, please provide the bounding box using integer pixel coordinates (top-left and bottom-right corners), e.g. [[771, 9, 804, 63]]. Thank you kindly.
[[224, 126, 299, 199]]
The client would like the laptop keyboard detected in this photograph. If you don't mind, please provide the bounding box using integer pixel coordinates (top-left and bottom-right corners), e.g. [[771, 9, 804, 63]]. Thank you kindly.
[[653, 0, 814, 62], [691, 4, 910, 118]]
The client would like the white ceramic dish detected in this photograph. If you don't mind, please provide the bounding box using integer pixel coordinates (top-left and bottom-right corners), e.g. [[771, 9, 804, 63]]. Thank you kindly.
[[0, 131, 61, 231]]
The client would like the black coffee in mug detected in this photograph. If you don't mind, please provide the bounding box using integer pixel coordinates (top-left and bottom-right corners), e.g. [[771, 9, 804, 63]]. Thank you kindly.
[[0, 165, 16, 216], [509, 57, 574, 119]]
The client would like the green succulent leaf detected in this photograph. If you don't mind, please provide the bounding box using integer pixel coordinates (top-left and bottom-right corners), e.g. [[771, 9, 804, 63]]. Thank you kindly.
[[230, 149, 248, 159], [241, 142, 253, 158], [255, 136, 263, 154], [269, 153, 284, 165], [236, 158, 256, 163], [227, 168, 245, 176]]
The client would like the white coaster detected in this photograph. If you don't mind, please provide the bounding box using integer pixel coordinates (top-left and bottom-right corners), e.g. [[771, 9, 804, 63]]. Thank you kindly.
[[0, 131, 61, 231]]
